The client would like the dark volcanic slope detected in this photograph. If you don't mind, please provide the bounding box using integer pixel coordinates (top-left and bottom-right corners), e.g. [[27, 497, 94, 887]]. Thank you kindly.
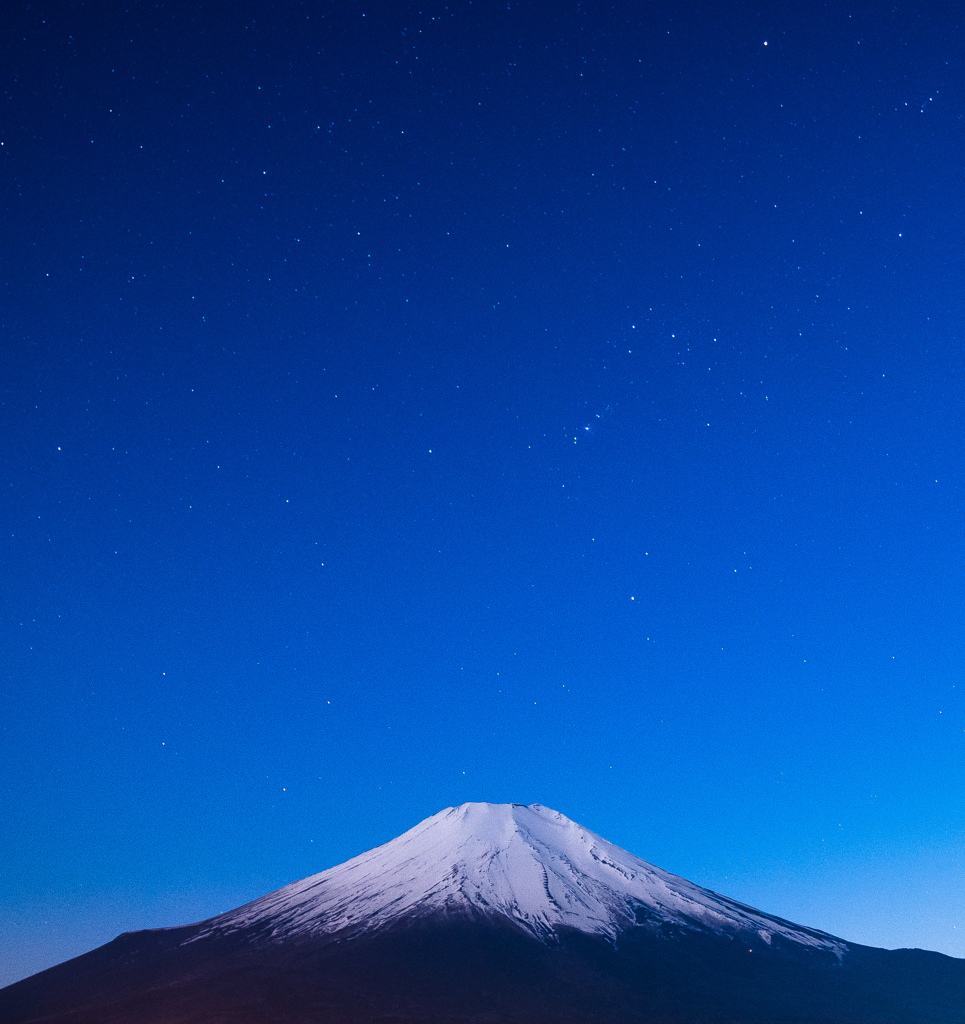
[[4, 915, 965, 1024], [3, 804, 964, 1023]]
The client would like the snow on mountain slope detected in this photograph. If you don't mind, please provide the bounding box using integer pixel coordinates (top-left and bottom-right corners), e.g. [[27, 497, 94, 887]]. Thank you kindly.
[[187, 802, 847, 955]]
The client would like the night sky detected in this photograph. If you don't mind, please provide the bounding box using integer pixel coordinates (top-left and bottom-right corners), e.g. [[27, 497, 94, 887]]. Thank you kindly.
[[3, 0, 965, 987]]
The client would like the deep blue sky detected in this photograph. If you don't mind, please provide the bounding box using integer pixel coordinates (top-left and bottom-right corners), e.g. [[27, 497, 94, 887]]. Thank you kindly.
[[3, 0, 964, 987]]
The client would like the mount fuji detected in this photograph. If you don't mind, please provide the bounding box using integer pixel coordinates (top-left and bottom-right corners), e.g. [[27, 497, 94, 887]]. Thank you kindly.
[[183, 801, 849, 953], [3, 802, 964, 1023]]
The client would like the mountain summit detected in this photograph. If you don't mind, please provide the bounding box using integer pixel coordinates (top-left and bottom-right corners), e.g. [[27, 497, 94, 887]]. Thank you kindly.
[[193, 802, 845, 954], [3, 802, 965, 1024]]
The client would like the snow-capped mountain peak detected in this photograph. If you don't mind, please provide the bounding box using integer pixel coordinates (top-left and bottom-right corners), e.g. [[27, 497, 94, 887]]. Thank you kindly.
[[188, 803, 847, 956]]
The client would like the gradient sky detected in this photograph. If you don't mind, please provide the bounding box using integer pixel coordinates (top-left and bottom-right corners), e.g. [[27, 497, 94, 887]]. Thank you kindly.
[[3, 0, 964, 988]]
